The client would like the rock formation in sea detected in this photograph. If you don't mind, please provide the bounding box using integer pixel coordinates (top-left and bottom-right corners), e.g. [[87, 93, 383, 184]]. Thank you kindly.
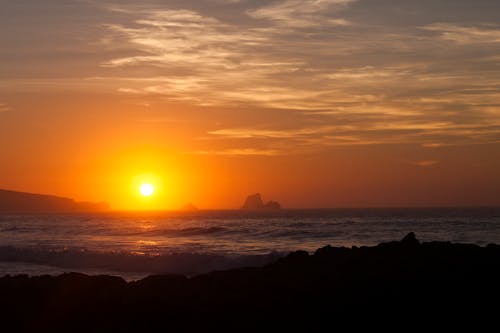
[[264, 200, 281, 210], [180, 203, 198, 211], [241, 193, 281, 210], [0, 189, 110, 213]]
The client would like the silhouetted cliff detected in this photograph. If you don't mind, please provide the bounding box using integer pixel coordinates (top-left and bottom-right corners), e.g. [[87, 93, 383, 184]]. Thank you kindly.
[[0, 189, 109, 213]]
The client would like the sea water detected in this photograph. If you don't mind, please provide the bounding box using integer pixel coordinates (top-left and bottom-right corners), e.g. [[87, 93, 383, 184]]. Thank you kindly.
[[0, 208, 499, 280]]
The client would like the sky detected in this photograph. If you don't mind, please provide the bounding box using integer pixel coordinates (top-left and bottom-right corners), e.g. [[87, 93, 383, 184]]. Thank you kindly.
[[1, 0, 500, 209]]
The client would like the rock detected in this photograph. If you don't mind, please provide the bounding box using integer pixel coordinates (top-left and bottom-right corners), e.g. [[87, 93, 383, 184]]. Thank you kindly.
[[181, 203, 198, 211], [401, 232, 420, 247], [241, 193, 265, 210], [0, 235, 499, 330], [265, 200, 281, 210], [241, 193, 281, 210]]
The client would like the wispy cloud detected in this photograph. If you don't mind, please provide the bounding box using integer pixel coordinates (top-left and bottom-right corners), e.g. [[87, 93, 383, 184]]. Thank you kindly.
[[422, 23, 500, 44], [102, 10, 258, 69], [4, 1, 500, 152], [97, 2, 372, 111], [325, 66, 413, 80], [66, 2, 500, 152], [100, 6, 317, 107], [0, 103, 10, 112], [247, 0, 355, 27], [207, 126, 358, 139], [97, 3, 500, 128], [209, 128, 319, 139], [191, 148, 281, 156], [203, 118, 500, 154], [410, 160, 439, 167]]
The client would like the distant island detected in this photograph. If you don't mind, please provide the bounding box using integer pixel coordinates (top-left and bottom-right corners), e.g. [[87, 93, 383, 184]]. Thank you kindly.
[[0, 189, 109, 213], [241, 193, 281, 210], [180, 203, 198, 211]]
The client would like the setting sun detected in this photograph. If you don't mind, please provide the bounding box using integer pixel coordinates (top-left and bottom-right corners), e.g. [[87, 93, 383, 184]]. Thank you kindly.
[[139, 183, 155, 197], [128, 173, 167, 209]]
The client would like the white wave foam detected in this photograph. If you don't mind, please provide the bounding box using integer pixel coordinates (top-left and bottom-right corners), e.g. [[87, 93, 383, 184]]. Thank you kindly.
[[0, 246, 284, 276]]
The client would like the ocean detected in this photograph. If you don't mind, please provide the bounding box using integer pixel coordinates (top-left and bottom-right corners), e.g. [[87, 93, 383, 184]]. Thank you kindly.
[[1, 208, 499, 280]]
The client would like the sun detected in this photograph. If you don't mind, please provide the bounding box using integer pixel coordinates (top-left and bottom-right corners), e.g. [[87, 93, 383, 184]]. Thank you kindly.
[[139, 183, 155, 197]]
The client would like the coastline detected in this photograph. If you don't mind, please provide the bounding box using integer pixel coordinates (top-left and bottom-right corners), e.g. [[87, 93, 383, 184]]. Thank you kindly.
[[1, 233, 499, 330]]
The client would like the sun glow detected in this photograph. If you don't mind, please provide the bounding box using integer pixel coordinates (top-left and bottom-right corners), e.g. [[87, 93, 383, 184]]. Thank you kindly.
[[139, 183, 155, 197], [129, 172, 166, 209]]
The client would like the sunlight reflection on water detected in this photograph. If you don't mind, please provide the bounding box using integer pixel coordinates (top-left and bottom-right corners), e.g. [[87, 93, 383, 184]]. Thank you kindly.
[[0, 208, 499, 277]]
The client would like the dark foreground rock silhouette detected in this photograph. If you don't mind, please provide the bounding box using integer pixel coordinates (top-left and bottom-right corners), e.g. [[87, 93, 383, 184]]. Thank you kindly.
[[1, 233, 499, 331]]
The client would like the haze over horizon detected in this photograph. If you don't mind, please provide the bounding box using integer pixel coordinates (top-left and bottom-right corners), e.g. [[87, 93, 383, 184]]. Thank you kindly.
[[1, 0, 500, 210]]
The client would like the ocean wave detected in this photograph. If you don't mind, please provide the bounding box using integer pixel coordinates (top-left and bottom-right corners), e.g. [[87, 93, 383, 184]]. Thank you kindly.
[[164, 226, 227, 236], [1, 226, 28, 232], [106, 226, 230, 237], [0, 246, 284, 276]]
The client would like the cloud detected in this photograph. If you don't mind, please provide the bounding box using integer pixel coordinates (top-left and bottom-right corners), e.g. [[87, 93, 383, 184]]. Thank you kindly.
[[101, 10, 252, 69], [208, 126, 348, 139], [0, 103, 10, 112], [325, 66, 413, 80], [422, 23, 500, 44], [98, 2, 365, 110], [421, 143, 448, 148], [4, 1, 500, 152], [410, 160, 439, 167], [247, 0, 355, 27], [210, 0, 243, 3], [191, 148, 280, 156], [204, 119, 500, 154], [100, 7, 308, 106], [43, 1, 500, 152]]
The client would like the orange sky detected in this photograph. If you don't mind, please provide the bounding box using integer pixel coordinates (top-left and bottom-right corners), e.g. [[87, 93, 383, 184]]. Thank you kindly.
[[1, 1, 500, 210]]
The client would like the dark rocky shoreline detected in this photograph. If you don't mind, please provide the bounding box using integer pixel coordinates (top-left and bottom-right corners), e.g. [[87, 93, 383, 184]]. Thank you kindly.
[[1, 233, 499, 331]]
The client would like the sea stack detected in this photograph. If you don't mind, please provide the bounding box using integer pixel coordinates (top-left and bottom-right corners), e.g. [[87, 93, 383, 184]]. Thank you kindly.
[[241, 193, 281, 210], [181, 203, 199, 211]]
